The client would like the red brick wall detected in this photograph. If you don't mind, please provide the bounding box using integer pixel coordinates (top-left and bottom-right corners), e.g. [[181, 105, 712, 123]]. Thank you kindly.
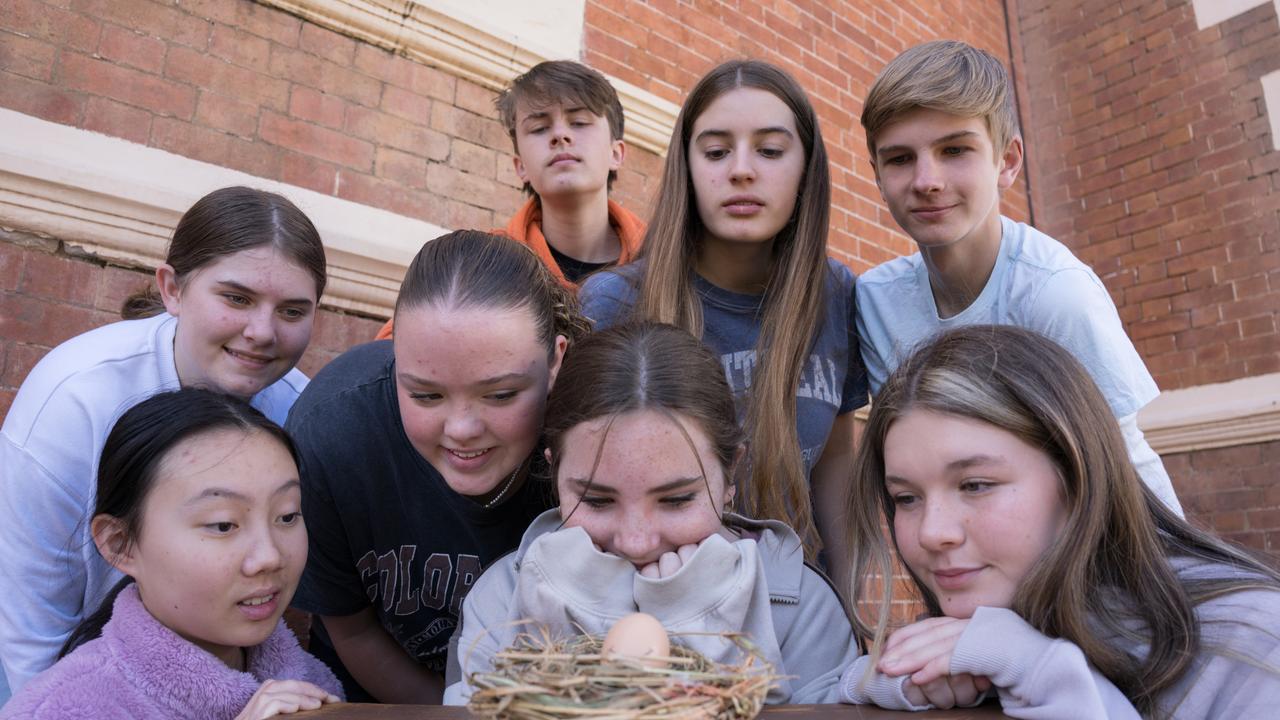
[[0, 0, 668, 417], [582, 0, 1032, 274], [0, 0, 664, 232], [1012, 0, 1280, 391], [1167, 440, 1280, 556], [1010, 0, 1280, 563], [0, 235, 383, 420]]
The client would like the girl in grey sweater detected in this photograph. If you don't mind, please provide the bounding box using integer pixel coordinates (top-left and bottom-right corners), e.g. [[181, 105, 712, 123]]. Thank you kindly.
[[840, 325, 1280, 718], [445, 323, 859, 705]]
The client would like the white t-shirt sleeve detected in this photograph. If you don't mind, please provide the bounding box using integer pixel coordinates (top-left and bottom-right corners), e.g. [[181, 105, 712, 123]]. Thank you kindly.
[[1024, 268, 1159, 418], [251, 367, 308, 426], [0, 437, 91, 693], [855, 288, 892, 396], [854, 256, 945, 398]]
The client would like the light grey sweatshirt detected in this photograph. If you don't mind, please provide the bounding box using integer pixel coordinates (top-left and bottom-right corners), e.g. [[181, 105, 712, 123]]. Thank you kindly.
[[840, 559, 1280, 718], [444, 510, 860, 705]]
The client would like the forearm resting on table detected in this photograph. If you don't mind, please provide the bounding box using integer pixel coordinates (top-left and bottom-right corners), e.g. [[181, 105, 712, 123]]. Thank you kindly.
[[322, 608, 444, 704]]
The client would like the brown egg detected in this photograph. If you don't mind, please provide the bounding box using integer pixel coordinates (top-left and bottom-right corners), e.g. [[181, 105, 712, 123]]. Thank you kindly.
[[601, 612, 671, 667]]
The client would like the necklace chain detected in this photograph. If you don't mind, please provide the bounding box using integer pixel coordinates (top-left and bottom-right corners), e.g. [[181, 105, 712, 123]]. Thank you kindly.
[[483, 460, 523, 509]]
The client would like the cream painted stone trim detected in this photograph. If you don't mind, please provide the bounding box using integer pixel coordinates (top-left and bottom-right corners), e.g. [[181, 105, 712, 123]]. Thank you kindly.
[[257, 0, 679, 155], [429, 0, 585, 65], [851, 371, 1280, 455], [1139, 372, 1280, 454], [0, 108, 445, 316], [1191, 0, 1271, 30], [1264, 70, 1280, 152], [1191, 0, 1280, 150]]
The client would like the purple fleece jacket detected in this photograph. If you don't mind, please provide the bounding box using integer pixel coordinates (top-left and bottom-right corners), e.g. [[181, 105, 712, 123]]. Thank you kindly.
[[0, 585, 342, 719]]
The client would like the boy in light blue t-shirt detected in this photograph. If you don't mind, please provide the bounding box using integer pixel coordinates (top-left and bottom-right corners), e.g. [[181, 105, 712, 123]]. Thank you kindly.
[[855, 40, 1181, 514]]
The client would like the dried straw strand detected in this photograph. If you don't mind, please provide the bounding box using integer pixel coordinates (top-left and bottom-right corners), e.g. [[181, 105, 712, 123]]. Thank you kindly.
[[468, 631, 778, 720]]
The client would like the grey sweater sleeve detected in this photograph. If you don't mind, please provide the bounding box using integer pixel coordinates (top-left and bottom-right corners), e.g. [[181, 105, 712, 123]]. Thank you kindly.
[[1157, 586, 1280, 719], [778, 567, 864, 704], [838, 654, 931, 710], [442, 557, 519, 706], [950, 607, 1140, 719]]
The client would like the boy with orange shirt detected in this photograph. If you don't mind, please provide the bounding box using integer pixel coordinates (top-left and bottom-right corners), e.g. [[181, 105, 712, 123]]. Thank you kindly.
[[377, 61, 643, 339]]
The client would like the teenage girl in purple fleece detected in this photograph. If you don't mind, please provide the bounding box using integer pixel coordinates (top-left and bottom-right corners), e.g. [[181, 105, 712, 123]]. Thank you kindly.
[[1, 389, 342, 719]]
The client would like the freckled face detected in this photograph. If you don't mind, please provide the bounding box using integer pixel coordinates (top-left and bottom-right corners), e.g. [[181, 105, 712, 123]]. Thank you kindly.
[[118, 429, 307, 669], [555, 410, 733, 568], [688, 87, 807, 249], [883, 409, 1067, 618], [394, 303, 565, 499], [161, 247, 318, 399]]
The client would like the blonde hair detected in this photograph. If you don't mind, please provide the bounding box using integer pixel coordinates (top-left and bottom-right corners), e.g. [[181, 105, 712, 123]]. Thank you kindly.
[[627, 60, 831, 561], [861, 40, 1018, 159], [846, 325, 1280, 715]]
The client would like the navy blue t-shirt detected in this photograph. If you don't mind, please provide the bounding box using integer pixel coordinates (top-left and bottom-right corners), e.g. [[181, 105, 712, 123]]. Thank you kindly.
[[580, 259, 869, 477], [286, 341, 551, 686]]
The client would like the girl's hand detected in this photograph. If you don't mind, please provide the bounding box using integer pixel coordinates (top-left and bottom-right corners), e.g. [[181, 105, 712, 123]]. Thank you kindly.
[[234, 679, 340, 719], [638, 543, 699, 578], [879, 617, 992, 705], [903, 673, 991, 709]]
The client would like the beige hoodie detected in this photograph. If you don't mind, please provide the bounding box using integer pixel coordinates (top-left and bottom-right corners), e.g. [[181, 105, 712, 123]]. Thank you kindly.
[[444, 509, 859, 705]]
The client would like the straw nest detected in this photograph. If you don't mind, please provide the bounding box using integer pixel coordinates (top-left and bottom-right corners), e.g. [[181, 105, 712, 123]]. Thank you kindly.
[[466, 629, 780, 720]]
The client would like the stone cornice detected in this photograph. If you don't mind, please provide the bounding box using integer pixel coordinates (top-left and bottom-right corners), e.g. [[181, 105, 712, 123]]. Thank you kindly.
[[257, 0, 679, 155], [0, 108, 442, 316], [852, 371, 1280, 455], [1138, 372, 1280, 455]]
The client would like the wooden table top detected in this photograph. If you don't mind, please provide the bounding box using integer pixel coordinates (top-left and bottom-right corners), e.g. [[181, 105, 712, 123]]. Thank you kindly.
[[305, 702, 1010, 718]]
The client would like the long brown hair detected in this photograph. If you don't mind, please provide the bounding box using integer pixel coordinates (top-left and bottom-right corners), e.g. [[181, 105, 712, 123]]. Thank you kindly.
[[396, 229, 591, 351], [846, 325, 1280, 715], [630, 60, 832, 559], [122, 186, 326, 319]]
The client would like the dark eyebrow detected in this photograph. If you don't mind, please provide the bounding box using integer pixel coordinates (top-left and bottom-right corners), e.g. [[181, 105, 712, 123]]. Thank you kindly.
[[884, 454, 1006, 487], [184, 479, 300, 506], [214, 280, 314, 307], [693, 126, 795, 144], [397, 371, 533, 388], [568, 477, 703, 495], [877, 130, 981, 160]]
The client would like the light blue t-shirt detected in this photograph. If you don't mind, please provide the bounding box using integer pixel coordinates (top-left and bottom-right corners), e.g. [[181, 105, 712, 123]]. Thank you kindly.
[[579, 258, 869, 479], [856, 216, 1159, 418]]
